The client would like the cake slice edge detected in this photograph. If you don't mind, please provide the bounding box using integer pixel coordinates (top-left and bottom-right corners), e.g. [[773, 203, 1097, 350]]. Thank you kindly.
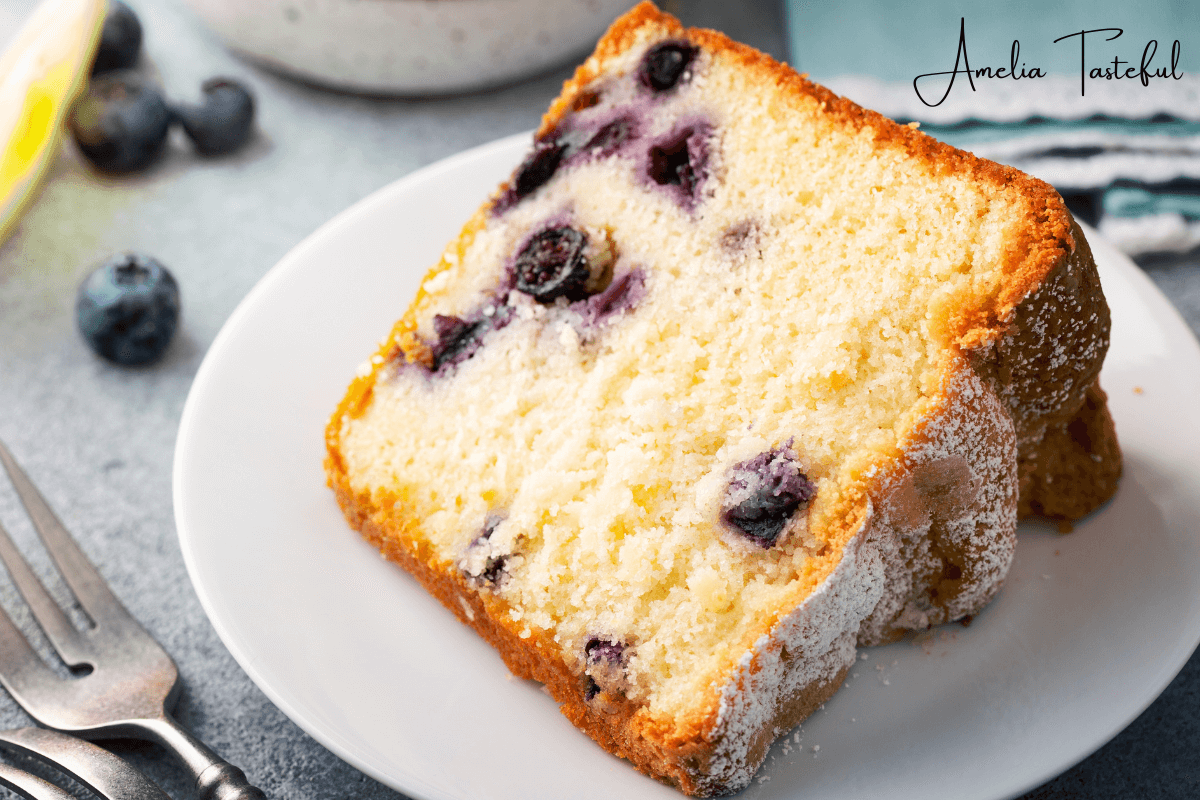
[[323, 3, 1120, 795]]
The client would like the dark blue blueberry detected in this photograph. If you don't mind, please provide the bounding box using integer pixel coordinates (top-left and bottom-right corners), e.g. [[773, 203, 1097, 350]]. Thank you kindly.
[[514, 138, 566, 196], [479, 552, 508, 585], [462, 517, 509, 586], [585, 637, 626, 665], [494, 137, 566, 213], [582, 636, 630, 701], [577, 269, 644, 325], [430, 304, 512, 372], [76, 253, 180, 366], [647, 125, 709, 203], [513, 226, 591, 302], [174, 78, 256, 156], [91, 1, 142, 75], [69, 71, 171, 173], [639, 41, 698, 92], [582, 115, 637, 158], [431, 315, 486, 371], [722, 445, 816, 548]]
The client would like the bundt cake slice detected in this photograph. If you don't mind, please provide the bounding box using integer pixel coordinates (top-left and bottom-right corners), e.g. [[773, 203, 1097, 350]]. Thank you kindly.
[[325, 3, 1120, 795]]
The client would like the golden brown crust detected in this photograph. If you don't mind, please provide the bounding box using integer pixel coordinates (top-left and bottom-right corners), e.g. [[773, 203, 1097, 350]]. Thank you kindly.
[[968, 216, 1120, 518], [1018, 381, 1122, 519], [550, 4, 1075, 360], [324, 2, 1120, 795], [856, 356, 1018, 646], [326, 462, 734, 794], [327, 452, 867, 795]]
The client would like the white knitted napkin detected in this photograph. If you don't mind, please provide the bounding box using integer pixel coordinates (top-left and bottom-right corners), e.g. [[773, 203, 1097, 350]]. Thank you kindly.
[[784, 1, 1200, 257], [823, 74, 1200, 256]]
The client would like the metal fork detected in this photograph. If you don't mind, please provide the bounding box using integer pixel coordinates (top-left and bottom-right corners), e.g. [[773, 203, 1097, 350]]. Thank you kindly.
[[0, 761, 75, 800], [0, 438, 266, 800], [0, 726, 170, 800]]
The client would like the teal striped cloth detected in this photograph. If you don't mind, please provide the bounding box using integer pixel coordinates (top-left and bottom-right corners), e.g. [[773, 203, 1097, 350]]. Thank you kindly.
[[784, 0, 1200, 255]]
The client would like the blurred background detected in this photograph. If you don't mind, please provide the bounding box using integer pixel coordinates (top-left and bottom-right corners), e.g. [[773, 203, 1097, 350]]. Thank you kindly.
[[789, 0, 1200, 264]]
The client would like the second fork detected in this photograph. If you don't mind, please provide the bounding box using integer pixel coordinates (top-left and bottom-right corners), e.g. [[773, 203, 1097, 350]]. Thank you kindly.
[[0, 438, 266, 800]]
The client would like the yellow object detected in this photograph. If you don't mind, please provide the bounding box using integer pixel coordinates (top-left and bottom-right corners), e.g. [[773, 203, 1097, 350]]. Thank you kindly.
[[0, 0, 106, 245]]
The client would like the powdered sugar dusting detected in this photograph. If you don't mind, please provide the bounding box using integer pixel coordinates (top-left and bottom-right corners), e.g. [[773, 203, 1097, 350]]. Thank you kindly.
[[857, 362, 1018, 643], [985, 225, 1111, 454], [692, 363, 1020, 792], [700, 506, 886, 792]]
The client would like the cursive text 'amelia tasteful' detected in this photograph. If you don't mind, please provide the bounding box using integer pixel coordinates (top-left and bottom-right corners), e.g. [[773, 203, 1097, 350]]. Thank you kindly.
[[913, 18, 1184, 107]]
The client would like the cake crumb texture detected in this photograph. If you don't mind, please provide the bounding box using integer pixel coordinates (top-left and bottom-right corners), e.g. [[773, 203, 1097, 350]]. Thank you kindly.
[[325, 3, 1120, 795]]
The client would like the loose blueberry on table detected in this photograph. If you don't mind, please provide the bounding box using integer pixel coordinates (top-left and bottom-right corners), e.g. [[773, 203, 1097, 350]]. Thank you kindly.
[[69, 71, 171, 173], [174, 78, 256, 156], [76, 254, 180, 366], [91, 1, 143, 75]]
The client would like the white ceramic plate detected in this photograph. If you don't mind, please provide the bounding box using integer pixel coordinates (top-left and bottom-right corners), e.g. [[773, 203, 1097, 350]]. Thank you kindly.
[[174, 133, 1200, 800]]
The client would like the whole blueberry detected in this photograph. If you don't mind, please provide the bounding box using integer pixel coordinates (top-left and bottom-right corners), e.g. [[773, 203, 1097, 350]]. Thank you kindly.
[[513, 226, 590, 302], [69, 71, 171, 173], [639, 41, 698, 92], [431, 315, 487, 372], [91, 1, 143, 75], [174, 78, 256, 156], [76, 254, 180, 366]]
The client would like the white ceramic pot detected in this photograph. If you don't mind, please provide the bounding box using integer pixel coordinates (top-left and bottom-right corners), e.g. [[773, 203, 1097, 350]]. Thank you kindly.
[[184, 0, 638, 95]]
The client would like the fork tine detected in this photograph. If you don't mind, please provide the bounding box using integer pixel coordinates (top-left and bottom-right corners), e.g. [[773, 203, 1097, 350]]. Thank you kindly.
[[0, 761, 78, 800], [0, 518, 89, 668], [0, 440, 132, 630], [0, 596, 65, 707], [0, 728, 171, 800]]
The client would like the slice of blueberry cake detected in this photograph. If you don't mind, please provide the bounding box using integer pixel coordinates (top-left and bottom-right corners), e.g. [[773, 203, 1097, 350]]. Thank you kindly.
[[325, 3, 1120, 794]]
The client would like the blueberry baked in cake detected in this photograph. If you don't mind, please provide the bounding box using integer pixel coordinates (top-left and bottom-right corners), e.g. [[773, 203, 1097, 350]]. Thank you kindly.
[[325, 3, 1121, 794]]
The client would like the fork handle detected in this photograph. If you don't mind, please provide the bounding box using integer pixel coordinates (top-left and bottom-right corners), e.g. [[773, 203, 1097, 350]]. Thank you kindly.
[[196, 763, 266, 800], [128, 716, 266, 800]]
